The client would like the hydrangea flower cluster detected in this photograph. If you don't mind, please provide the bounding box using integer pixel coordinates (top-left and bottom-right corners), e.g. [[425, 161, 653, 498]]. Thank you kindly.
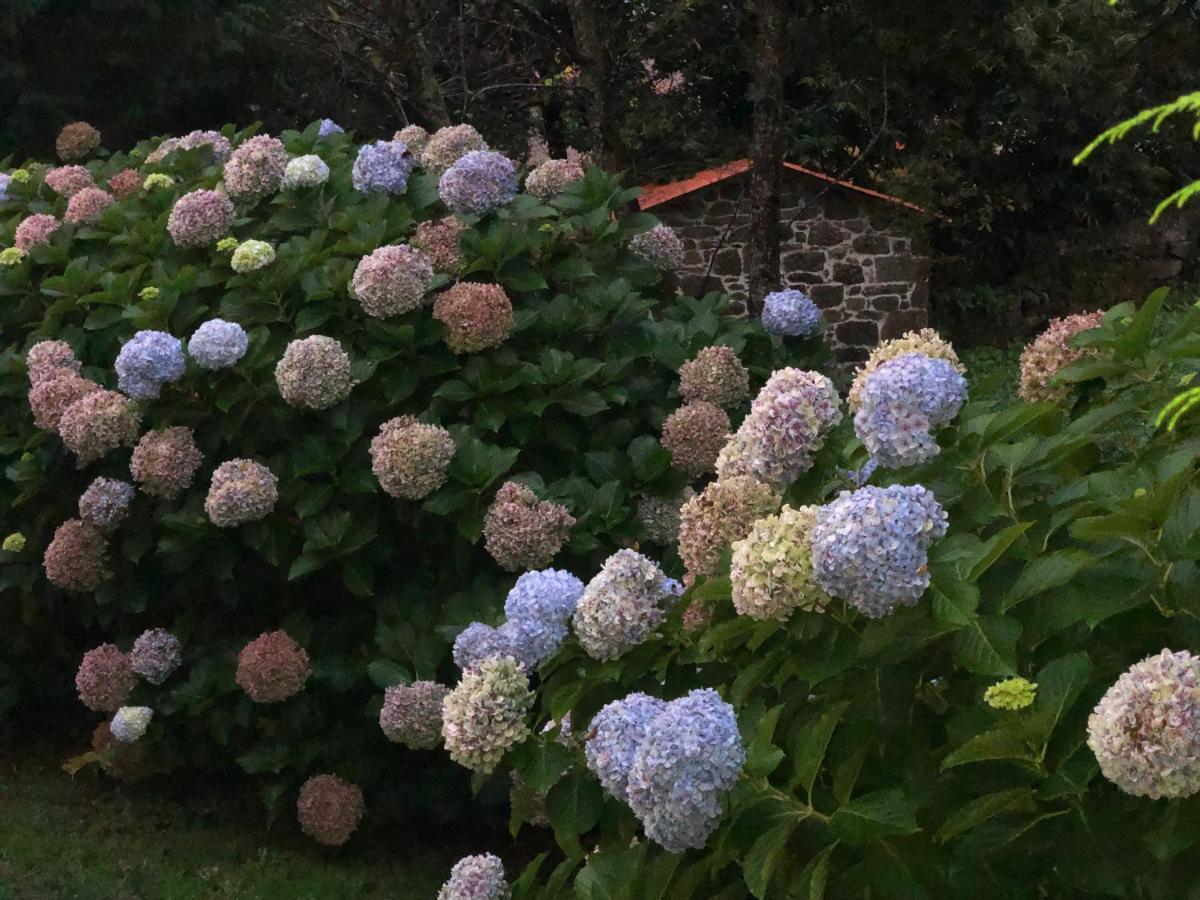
[[188, 319, 248, 370], [629, 224, 684, 271], [110, 706, 153, 743], [235, 630, 311, 702], [848, 328, 964, 410], [55, 122, 101, 160], [442, 655, 534, 773], [296, 775, 365, 846], [437, 853, 509, 900], [760, 289, 823, 337], [573, 550, 671, 660], [167, 189, 235, 247], [139, 286, 160, 301], [353, 140, 414, 194], [15, 213, 60, 250], [637, 491, 692, 545], [0, 172, 8, 202], [1088, 649, 1200, 799], [421, 123, 487, 172], [131, 427, 203, 499], [205, 459, 279, 527], [439, 150, 519, 216], [229, 239, 275, 273], [44, 519, 108, 591], [3, 533, 26, 553], [29, 371, 98, 432], [281, 154, 330, 189], [525, 158, 585, 200], [79, 477, 135, 531], [453, 622, 516, 672], [146, 129, 232, 165], [65, 187, 114, 224], [482, 481, 575, 572], [432, 282, 515, 353], [317, 119, 344, 139], [45, 165, 94, 197], [380, 680, 451, 749], [985, 676, 1037, 711], [0, 247, 24, 266], [370, 415, 456, 499], [586, 693, 667, 803], [351, 244, 435, 318], [730, 504, 828, 621], [59, 390, 141, 463], [394, 124, 429, 155], [853, 353, 967, 469], [130, 628, 183, 685], [716, 368, 841, 487], [678, 476, 779, 578], [1018, 311, 1106, 403], [143, 173, 173, 190], [411, 216, 466, 275], [106, 168, 142, 199], [678, 346, 750, 407], [275, 335, 353, 409], [660, 401, 730, 476], [26, 339, 81, 386], [590, 689, 745, 852], [75, 644, 136, 712], [115, 330, 186, 399], [216, 237, 238, 253], [223, 134, 288, 199], [811, 484, 948, 618]]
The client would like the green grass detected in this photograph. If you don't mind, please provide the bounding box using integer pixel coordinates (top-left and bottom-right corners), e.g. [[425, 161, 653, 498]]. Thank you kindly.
[[0, 747, 449, 899]]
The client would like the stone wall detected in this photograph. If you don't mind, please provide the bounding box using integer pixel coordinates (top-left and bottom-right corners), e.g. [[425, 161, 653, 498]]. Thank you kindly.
[[652, 173, 930, 363]]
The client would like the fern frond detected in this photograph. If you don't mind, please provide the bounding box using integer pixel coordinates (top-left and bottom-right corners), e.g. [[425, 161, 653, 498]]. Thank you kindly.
[[1074, 92, 1200, 165], [1155, 386, 1200, 431], [1150, 179, 1200, 223]]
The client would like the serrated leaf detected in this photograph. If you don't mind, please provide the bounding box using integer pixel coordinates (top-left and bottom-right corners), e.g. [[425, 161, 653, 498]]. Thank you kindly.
[[936, 788, 1035, 842], [788, 701, 851, 800], [952, 614, 1020, 676], [830, 788, 919, 844], [742, 822, 793, 898], [1001, 550, 1095, 611]]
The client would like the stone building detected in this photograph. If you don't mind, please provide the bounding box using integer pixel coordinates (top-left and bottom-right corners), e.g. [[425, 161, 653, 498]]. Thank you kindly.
[[638, 159, 931, 362]]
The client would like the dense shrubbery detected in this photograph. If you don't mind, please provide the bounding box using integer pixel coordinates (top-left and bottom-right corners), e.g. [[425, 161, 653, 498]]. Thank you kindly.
[[0, 120, 816, 834], [5, 116, 1200, 899]]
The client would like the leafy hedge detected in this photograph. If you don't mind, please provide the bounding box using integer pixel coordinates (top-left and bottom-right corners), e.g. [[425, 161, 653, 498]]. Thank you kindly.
[[0, 121, 816, 826]]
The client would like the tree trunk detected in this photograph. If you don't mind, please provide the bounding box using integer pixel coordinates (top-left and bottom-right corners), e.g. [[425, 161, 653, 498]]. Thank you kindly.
[[390, 0, 450, 127], [746, 0, 786, 315], [564, 0, 621, 170]]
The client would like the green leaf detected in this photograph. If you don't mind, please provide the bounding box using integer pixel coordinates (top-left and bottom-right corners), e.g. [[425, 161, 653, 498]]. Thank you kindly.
[[366, 659, 410, 688], [1001, 550, 1095, 611], [1028, 652, 1091, 743], [546, 768, 604, 858], [830, 788, 919, 845], [794, 843, 835, 900], [1115, 286, 1166, 359], [966, 522, 1033, 581], [788, 701, 851, 800], [742, 822, 793, 898], [941, 728, 1039, 771], [951, 614, 1021, 676], [936, 788, 1035, 842], [512, 740, 575, 794]]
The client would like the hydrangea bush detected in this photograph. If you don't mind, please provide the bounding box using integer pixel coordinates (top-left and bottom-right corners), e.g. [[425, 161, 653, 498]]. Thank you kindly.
[[0, 119, 797, 848]]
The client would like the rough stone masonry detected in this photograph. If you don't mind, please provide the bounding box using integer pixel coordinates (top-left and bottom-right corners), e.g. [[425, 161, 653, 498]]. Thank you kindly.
[[644, 167, 931, 364]]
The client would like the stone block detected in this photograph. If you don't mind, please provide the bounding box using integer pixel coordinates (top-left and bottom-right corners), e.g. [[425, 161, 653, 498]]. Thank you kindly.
[[712, 248, 743, 276], [811, 284, 845, 309], [881, 309, 927, 340], [781, 250, 826, 271], [871, 295, 900, 312], [808, 221, 849, 246], [836, 319, 879, 346], [833, 262, 864, 284], [863, 282, 912, 296], [852, 234, 890, 254], [874, 255, 918, 281]]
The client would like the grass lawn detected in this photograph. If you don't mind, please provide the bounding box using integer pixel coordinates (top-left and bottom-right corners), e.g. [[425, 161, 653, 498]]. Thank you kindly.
[[0, 745, 450, 899]]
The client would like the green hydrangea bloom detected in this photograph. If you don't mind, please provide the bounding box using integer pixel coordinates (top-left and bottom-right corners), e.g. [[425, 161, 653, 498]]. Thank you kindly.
[[10, 169, 30, 184], [730, 504, 828, 621], [0, 248, 26, 266], [3, 533, 27, 553], [138, 286, 160, 301], [985, 677, 1037, 710], [216, 236, 239, 254], [231, 239, 275, 273], [142, 173, 173, 190]]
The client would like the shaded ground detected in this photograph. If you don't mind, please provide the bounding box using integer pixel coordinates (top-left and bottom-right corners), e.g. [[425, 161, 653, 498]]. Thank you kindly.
[[0, 746, 449, 899]]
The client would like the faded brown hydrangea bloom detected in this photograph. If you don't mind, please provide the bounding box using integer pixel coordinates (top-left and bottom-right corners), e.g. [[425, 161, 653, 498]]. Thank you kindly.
[[483, 481, 575, 572], [235, 630, 311, 702]]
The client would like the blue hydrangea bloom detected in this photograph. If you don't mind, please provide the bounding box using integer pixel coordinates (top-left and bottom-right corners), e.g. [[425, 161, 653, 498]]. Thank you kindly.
[[0, 173, 9, 202], [853, 353, 967, 469], [452, 622, 513, 672], [662, 577, 685, 598], [811, 484, 948, 618], [352, 140, 414, 195], [585, 693, 668, 804], [761, 289, 823, 337], [498, 616, 561, 670], [187, 319, 249, 370], [115, 330, 186, 399], [626, 689, 745, 853], [503, 568, 584, 624], [438, 150, 518, 216], [317, 119, 344, 139]]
